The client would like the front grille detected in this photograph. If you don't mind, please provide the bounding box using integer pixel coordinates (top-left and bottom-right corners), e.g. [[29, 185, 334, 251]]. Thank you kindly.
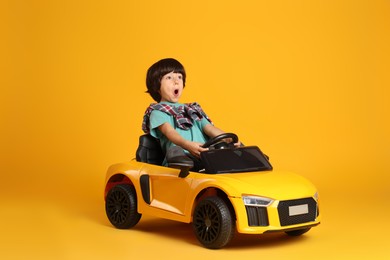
[[278, 197, 317, 226], [246, 206, 269, 226]]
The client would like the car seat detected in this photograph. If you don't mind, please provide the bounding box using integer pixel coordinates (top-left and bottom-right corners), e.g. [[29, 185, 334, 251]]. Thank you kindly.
[[136, 134, 164, 165]]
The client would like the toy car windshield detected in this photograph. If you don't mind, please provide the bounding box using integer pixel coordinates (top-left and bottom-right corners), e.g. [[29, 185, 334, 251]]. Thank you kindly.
[[200, 146, 273, 174]]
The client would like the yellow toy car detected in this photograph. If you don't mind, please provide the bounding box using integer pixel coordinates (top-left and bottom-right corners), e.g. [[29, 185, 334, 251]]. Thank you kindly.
[[104, 133, 321, 249]]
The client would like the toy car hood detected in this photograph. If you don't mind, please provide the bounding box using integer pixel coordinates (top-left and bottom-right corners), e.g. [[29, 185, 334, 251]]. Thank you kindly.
[[198, 170, 317, 200]]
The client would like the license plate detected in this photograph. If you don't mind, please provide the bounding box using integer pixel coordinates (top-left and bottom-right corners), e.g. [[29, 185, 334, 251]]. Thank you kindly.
[[289, 204, 309, 216]]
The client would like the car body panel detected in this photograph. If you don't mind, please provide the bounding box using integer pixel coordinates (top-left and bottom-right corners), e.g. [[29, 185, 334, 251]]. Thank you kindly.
[[140, 163, 193, 215], [105, 159, 321, 234]]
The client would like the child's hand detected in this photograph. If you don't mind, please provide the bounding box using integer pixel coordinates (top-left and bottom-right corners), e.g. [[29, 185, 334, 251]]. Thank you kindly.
[[234, 141, 242, 147], [222, 138, 242, 147], [183, 141, 208, 158]]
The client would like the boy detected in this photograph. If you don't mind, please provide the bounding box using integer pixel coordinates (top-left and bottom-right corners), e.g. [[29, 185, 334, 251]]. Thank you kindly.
[[142, 58, 237, 170]]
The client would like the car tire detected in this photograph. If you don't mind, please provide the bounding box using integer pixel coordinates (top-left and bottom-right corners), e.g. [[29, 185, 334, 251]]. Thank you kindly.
[[193, 196, 234, 249], [105, 184, 141, 229], [285, 227, 311, 236]]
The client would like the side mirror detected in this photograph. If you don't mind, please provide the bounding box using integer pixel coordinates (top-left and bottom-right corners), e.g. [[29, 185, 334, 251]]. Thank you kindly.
[[173, 164, 192, 178], [166, 146, 194, 178]]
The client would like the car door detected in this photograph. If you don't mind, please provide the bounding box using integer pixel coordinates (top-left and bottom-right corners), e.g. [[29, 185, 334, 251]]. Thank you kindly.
[[140, 164, 193, 215]]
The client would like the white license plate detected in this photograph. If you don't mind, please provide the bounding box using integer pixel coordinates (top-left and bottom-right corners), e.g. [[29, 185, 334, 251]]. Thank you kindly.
[[289, 204, 309, 216]]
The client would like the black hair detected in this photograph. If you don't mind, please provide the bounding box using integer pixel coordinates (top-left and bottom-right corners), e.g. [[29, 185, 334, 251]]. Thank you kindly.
[[146, 58, 186, 102]]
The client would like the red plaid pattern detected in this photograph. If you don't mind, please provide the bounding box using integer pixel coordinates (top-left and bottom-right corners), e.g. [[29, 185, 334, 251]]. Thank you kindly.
[[142, 102, 212, 133]]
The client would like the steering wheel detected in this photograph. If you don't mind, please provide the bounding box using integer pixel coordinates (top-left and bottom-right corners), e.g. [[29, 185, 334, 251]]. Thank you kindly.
[[202, 133, 239, 149]]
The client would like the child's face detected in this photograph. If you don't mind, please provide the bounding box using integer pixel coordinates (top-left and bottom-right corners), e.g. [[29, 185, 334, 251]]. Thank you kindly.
[[159, 71, 184, 103]]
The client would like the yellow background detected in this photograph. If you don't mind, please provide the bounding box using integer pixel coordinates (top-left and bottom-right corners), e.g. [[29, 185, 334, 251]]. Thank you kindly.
[[1, 0, 389, 259]]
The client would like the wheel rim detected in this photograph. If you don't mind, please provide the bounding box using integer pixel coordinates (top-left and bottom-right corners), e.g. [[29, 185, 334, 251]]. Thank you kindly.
[[106, 188, 130, 225], [194, 202, 221, 243]]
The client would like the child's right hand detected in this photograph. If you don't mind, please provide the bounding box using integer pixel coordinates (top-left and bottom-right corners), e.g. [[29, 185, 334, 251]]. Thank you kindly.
[[183, 141, 208, 158], [158, 123, 208, 157]]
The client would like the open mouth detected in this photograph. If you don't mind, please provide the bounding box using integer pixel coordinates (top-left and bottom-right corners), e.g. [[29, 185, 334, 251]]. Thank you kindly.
[[174, 89, 179, 95]]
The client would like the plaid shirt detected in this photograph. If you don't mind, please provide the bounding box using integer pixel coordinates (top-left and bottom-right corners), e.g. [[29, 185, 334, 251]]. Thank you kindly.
[[142, 102, 212, 133]]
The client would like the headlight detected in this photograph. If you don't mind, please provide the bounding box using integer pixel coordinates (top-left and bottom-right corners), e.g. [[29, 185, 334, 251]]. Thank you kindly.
[[313, 192, 319, 201], [242, 195, 274, 207]]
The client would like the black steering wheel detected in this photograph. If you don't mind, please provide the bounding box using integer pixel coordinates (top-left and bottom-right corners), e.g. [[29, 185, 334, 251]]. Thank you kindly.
[[202, 133, 239, 149]]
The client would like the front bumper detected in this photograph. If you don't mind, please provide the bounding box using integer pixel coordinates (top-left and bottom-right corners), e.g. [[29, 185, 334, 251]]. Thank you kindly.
[[231, 196, 321, 234]]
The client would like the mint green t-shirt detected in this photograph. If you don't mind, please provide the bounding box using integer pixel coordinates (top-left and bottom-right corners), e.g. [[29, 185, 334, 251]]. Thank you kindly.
[[149, 102, 211, 164]]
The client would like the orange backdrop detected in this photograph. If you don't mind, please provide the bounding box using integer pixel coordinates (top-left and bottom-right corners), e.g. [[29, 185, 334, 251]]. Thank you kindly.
[[1, 0, 389, 259]]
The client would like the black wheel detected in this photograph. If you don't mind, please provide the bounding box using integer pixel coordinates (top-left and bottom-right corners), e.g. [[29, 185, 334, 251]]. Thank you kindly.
[[285, 227, 311, 236], [105, 184, 141, 229], [193, 197, 234, 249]]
